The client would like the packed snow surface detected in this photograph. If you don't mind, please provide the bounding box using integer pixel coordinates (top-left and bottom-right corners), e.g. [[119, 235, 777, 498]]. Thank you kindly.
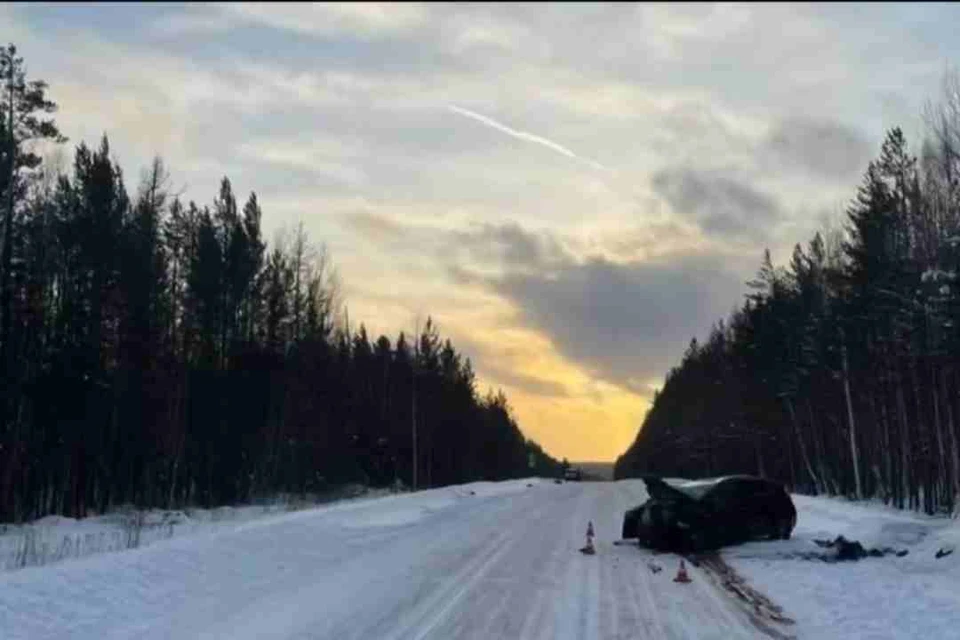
[[726, 494, 960, 639], [1, 479, 957, 639]]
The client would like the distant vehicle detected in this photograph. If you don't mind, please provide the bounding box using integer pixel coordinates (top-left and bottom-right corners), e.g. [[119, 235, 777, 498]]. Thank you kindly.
[[564, 467, 583, 481], [621, 475, 797, 553]]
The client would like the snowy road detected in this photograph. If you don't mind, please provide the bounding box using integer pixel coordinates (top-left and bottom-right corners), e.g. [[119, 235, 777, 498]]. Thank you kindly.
[[0, 479, 778, 640]]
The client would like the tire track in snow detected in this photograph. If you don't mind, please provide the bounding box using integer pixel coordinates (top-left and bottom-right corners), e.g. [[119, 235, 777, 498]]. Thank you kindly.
[[441, 486, 585, 640], [475, 494, 565, 640], [610, 547, 665, 639], [397, 533, 515, 640], [594, 483, 622, 640], [550, 485, 599, 640], [609, 480, 669, 640], [514, 489, 584, 640], [691, 567, 789, 639], [633, 551, 673, 638], [576, 491, 601, 640], [639, 552, 767, 640], [597, 548, 618, 640], [195, 486, 555, 640], [378, 490, 565, 640]]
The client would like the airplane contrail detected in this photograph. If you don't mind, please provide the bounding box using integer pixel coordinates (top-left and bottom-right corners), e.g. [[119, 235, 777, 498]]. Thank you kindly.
[[447, 104, 607, 172]]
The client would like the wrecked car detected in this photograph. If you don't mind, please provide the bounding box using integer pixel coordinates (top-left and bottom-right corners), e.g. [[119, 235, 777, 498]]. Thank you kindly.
[[621, 475, 797, 553]]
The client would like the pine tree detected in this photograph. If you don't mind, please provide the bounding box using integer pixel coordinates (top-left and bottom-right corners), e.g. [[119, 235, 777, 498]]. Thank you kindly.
[[0, 44, 559, 521]]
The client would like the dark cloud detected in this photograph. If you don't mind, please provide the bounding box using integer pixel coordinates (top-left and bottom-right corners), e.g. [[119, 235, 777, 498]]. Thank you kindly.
[[651, 168, 782, 239], [486, 253, 746, 396], [349, 211, 750, 397], [345, 215, 569, 274], [449, 221, 568, 272], [764, 116, 873, 181]]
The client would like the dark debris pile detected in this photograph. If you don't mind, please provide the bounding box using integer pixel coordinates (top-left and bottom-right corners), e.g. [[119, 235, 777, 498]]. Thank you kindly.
[[811, 536, 908, 561]]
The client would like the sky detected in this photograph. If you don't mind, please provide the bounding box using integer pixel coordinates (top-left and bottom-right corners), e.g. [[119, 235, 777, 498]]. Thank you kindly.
[[4, 2, 960, 462]]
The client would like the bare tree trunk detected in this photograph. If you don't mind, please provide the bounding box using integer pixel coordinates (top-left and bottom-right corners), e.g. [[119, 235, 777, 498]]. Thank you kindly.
[[931, 362, 947, 511], [896, 371, 912, 510], [411, 319, 420, 491], [411, 371, 418, 491], [841, 338, 863, 499], [875, 390, 893, 504], [167, 376, 185, 509], [784, 396, 820, 493], [292, 222, 305, 343], [806, 399, 833, 495], [909, 357, 933, 512], [943, 367, 960, 509]]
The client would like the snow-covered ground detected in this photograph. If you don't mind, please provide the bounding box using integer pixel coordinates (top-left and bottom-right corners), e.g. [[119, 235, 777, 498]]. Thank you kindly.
[[725, 494, 960, 639], [0, 479, 957, 639], [0, 485, 396, 573]]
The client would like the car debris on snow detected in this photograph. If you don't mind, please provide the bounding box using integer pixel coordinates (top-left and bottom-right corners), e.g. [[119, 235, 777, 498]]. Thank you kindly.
[[811, 535, 908, 561]]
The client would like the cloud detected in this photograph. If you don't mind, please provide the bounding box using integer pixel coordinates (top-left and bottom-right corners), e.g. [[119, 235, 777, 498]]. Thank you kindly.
[[444, 19, 534, 58], [340, 209, 414, 247], [341, 210, 747, 396], [343, 211, 571, 274], [448, 221, 570, 273], [486, 367, 570, 398], [587, 219, 704, 263], [452, 339, 571, 398], [235, 137, 367, 187], [763, 116, 874, 181], [221, 3, 430, 39], [636, 3, 754, 62], [651, 168, 782, 239], [485, 253, 747, 396], [447, 105, 607, 171], [148, 7, 239, 36]]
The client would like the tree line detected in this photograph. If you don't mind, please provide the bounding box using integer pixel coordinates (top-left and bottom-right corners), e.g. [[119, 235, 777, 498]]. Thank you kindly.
[[616, 72, 960, 515], [0, 44, 560, 523]]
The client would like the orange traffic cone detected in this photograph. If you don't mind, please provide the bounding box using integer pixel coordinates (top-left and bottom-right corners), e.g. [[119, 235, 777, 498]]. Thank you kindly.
[[673, 559, 691, 583], [579, 521, 596, 555]]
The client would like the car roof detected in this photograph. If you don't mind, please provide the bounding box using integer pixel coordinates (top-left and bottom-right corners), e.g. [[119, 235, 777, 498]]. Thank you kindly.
[[667, 475, 772, 500]]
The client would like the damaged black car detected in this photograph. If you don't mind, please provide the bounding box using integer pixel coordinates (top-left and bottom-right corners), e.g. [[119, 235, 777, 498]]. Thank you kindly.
[[621, 475, 797, 553]]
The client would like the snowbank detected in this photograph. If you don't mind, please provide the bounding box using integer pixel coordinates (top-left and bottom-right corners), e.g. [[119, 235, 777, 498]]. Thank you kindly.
[[0, 489, 380, 573], [0, 479, 545, 574]]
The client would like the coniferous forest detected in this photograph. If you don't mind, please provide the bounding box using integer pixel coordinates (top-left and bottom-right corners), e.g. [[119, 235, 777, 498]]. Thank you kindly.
[[0, 45, 560, 523], [617, 72, 960, 515]]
